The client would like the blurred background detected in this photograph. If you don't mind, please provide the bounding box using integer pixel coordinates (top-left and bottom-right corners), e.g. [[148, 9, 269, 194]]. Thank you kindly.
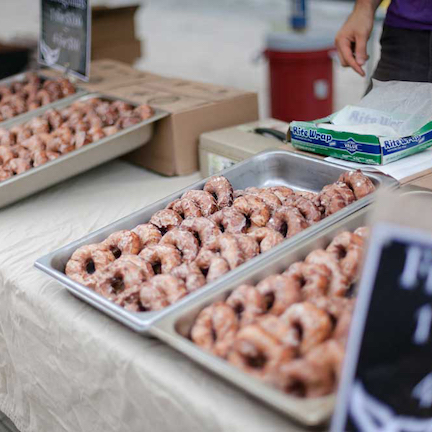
[[0, 0, 384, 119]]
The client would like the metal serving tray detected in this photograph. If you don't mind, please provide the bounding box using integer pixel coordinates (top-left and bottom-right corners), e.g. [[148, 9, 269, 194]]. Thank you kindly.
[[35, 150, 398, 334], [149, 186, 432, 426], [0, 70, 86, 128], [0, 93, 167, 208]]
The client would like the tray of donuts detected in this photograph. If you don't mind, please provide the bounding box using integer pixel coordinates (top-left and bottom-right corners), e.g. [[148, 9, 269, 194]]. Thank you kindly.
[[0, 71, 86, 127], [0, 92, 168, 208], [148, 206, 371, 426], [35, 150, 398, 334]]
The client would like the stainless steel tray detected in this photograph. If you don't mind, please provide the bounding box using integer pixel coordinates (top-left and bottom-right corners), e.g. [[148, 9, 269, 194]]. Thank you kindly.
[[149, 185, 432, 426], [0, 93, 168, 208], [0, 70, 87, 128], [34, 150, 398, 334]]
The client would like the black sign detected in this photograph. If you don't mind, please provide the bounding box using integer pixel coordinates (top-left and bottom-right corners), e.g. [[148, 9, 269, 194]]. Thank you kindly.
[[39, 0, 91, 81], [332, 223, 432, 432]]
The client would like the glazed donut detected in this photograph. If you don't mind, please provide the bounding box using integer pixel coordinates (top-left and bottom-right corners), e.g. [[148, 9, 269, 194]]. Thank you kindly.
[[305, 250, 350, 297], [132, 223, 162, 248], [293, 196, 322, 224], [102, 126, 119, 136], [44, 109, 63, 129], [21, 136, 45, 152], [74, 131, 92, 149], [234, 234, 260, 261], [0, 146, 14, 165], [278, 357, 334, 397], [354, 226, 370, 239], [248, 227, 284, 253], [228, 318, 295, 384], [203, 175, 234, 208], [31, 150, 48, 167], [338, 170, 375, 200], [6, 157, 31, 174], [46, 150, 61, 161], [180, 217, 221, 249], [0, 168, 12, 181], [167, 198, 202, 218], [15, 126, 32, 142], [0, 130, 15, 147], [195, 249, 230, 282], [140, 274, 187, 311], [333, 306, 354, 345], [256, 274, 302, 316], [254, 191, 282, 213], [171, 262, 206, 292], [102, 230, 142, 258], [191, 302, 239, 357], [310, 296, 355, 323], [207, 233, 245, 270], [267, 206, 309, 238], [268, 186, 295, 204], [139, 243, 182, 274], [320, 190, 347, 217], [65, 243, 115, 287], [96, 255, 153, 301], [232, 195, 271, 227], [210, 207, 248, 234], [226, 284, 266, 325], [135, 104, 154, 120], [58, 78, 76, 96], [284, 262, 331, 299], [280, 302, 333, 355], [326, 231, 364, 282], [182, 190, 218, 217], [150, 209, 183, 234], [160, 228, 200, 262]]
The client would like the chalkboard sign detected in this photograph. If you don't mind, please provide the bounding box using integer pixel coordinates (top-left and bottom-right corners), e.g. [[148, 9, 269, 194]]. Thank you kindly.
[[38, 0, 91, 81], [332, 222, 432, 432]]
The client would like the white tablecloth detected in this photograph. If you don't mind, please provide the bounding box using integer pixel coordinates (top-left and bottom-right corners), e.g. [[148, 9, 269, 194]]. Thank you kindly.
[[0, 161, 308, 432]]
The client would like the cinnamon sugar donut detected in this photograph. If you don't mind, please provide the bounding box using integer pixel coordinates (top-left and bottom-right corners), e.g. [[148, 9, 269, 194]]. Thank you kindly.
[[180, 217, 221, 249], [191, 302, 239, 358], [65, 243, 115, 287], [140, 274, 187, 311], [210, 207, 248, 234], [167, 198, 202, 218], [182, 190, 218, 217], [256, 274, 302, 316], [160, 228, 199, 262], [280, 302, 333, 355], [203, 175, 234, 208], [248, 227, 284, 253], [103, 230, 142, 258], [150, 209, 183, 233], [132, 223, 162, 248], [338, 170, 375, 200], [267, 206, 309, 238], [195, 249, 230, 282], [171, 262, 206, 292], [139, 243, 182, 274], [232, 195, 270, 227], [226, 284, 266, 325]]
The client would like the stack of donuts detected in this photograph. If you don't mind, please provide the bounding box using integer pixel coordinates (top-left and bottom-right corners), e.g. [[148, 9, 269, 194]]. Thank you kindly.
[[0, 72, 76, 122], [0, 97, 154, 182], [64, 172, 375, 313], [190, 227, 369, 398]]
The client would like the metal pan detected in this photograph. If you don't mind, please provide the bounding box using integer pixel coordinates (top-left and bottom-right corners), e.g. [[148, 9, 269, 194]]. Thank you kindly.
[[34, 150, 398, 334], [0, 70, 87, 127], [0, 93, 168, 208], [149, 186, 432, 426]]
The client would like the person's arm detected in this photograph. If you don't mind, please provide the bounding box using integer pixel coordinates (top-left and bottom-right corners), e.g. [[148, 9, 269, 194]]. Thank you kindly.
[[335, 0, 382, 77]]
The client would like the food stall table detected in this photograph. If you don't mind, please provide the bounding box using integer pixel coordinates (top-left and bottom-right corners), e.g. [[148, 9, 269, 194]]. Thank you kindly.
[[0, 160, 307, 432]]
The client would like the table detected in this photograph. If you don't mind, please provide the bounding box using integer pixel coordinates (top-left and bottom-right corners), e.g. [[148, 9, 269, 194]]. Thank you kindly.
[[0, 160, 308, 432]]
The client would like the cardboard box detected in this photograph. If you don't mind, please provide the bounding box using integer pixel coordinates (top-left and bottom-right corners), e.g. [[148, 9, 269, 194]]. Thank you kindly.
[[290, 115, 432, 165], [91, 39, 142, 65]]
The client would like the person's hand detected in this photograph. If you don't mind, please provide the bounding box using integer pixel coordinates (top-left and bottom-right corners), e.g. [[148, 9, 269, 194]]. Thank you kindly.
[[335, 5, 375, 77]]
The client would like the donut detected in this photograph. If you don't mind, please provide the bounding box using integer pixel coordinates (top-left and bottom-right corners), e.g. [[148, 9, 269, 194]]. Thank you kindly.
[[102, 230, 142, 258], [0, 146, 14, 165], [309, 296, 355, 323], [195, 249, 230, 282], [139, 243, 182, 274], [226, 284, 266, 325], [132, 223, 162, 248], [0, 168, 12, 181], [203, 175, 234, 208], [191, 302, 239, 358], [140, 274, 187, 311], [284, 262, 331, 300], [280, 302, 333, 355], [232, 195, 271, 227], [167, 198, 202, 218], [326, 231, 364, 282], [160, 228, 199, 262], [256, 274, 302, 316], [207, 233, 245, 270], [267, 206, 309, 238], [247, 227, 284, 253], [182, 190, 218, 217], [21, 136, 45, 152], [305, 250, 350, 297], [293, 196, 322, 224], [268, 186, 295, 204], [6, 157, 31, 175], [338, 170, 376, 200], [180, 217, 221, 249], [354, 226, 370, 239], [31, 149, 48, 167], [210, 207, 248, 234], [234, 233, 260, 261], [333, 306, 354, 345], [254, 191, 282, 213], [150, 209, 183, 234], [171, 262, 206, 292], [65, 244, 115, 287]]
